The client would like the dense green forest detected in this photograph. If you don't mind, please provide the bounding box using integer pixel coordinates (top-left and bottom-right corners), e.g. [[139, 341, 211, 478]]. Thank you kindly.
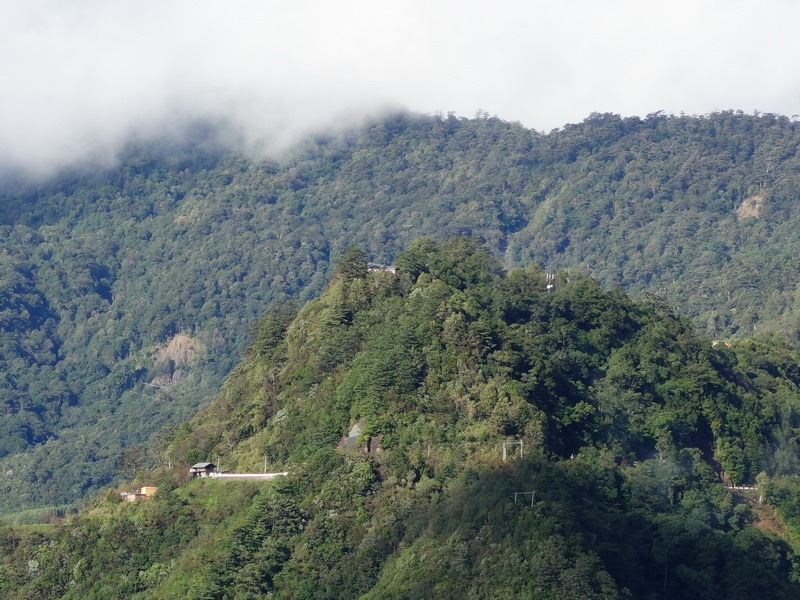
[[4, 240, 800, 598], [3, 110, 800, 512]]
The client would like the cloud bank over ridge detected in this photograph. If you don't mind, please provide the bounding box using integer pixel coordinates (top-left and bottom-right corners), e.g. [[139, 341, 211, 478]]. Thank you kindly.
[[2, 0, 800, 178]]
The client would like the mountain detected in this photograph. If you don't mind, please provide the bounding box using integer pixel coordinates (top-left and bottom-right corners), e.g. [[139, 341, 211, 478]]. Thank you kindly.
[[3, 110, 800, 512], [3, 239, 800, 598]]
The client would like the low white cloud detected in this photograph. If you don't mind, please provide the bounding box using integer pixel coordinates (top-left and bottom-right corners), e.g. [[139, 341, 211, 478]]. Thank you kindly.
[[1, 0, 799, 178]]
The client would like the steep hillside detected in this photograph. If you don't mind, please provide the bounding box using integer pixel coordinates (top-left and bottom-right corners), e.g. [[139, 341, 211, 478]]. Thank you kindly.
[[4, 240, 800, 598], [3, 110, 800, 511]]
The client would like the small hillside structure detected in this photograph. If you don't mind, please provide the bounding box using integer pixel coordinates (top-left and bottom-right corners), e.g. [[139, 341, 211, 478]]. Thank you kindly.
[[337, 420, 382, 454], [367, 262, 397, 274], [189, 462, 217, 478], [120, 486, 158, 502]]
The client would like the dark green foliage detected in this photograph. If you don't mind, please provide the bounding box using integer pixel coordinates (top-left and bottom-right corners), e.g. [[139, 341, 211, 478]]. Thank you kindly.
[[335, 247, 369, 281], [4, 110, 800, 517], [4, 240, 800, 596], [247, 302, 297, 362]]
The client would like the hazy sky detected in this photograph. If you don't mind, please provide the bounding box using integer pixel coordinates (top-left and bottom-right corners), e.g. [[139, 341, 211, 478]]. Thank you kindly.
[[3, 0, 800, 177]]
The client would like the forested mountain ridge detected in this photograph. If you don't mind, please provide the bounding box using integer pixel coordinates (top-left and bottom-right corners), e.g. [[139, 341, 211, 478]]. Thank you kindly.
[[3, 110, 800, 512], [4, 240, 800, 598]]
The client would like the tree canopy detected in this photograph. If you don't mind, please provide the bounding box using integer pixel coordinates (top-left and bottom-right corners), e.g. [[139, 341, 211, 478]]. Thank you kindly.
[[5, 239, 800, 598], [3, 110, 800, 512]]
